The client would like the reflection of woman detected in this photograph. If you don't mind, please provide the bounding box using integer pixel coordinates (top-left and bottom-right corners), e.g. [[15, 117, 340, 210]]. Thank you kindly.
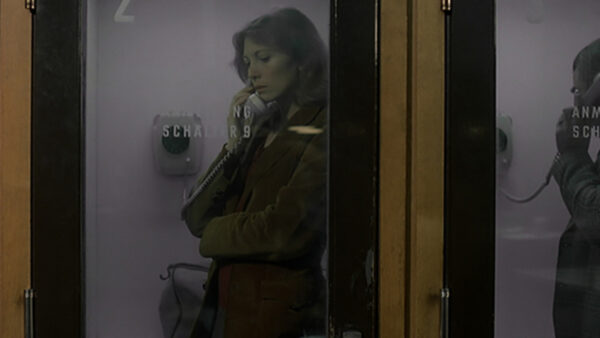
[[553, 39, 600, 338], [183, 8, 328, 338]]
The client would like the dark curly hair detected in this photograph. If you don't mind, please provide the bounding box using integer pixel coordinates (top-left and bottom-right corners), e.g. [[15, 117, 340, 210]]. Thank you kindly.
[[232, 8, 328, 107]]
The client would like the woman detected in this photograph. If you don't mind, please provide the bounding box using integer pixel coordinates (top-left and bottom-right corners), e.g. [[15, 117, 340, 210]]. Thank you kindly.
[[182, 8, 328, 338], [553, 38, 600, 338]]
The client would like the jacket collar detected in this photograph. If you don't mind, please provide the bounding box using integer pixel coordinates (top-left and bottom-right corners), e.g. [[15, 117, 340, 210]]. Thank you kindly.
[[240, 105, 324, 193]]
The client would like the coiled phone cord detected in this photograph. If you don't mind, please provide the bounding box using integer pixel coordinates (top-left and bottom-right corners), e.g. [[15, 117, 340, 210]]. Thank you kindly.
[[499, 154, 558, 203], [180, 137, 245, 216], [499, 74, 600, 204]]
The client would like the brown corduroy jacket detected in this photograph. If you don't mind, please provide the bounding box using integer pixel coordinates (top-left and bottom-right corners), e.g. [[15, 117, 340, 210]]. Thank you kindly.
[[184, 106, 327, 338]]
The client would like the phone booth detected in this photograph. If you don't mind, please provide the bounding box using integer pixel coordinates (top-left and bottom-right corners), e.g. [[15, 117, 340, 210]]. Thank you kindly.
[[2, 0, 450, 335], [447, 0, 600, 337], [27, 1, 380, 337]]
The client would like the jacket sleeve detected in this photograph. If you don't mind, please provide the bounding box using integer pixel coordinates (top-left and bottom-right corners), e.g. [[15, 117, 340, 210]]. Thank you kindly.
[[553, 149, 600, 238], [198, 130, 327, 262], [182, 145, 239, 237]]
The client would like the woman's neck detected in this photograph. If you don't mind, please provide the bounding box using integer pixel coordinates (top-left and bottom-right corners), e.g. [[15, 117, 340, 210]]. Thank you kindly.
[[270, 92, 300, 127], [262, 98, 300, 148]]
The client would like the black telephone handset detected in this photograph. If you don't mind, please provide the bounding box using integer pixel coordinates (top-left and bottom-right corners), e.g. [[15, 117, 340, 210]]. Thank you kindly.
[[180, 93, 276, 217], [577, 73, 600, 107]]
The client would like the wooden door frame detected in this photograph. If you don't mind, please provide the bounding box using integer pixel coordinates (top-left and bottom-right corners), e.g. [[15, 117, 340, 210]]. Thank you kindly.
[[380, 0, 445, 336], [30, 1, 380, 337], [0, 0, 446, 336], [0, 1, 32, 337]]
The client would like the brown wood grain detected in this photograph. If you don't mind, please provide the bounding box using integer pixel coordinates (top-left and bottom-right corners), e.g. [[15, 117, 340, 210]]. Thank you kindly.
[[380, 0, 409, 336], [380, 0, 445, 336], [0, 1, 443, 336], [408, 0, 445, 337], [0, 1, 32, 337]]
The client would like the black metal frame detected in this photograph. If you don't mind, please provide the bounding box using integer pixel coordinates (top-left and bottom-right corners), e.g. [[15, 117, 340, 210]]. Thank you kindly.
[[329, 2, 380, 337], [31, 0, 84, 337], [31, 1, 380, 337], [445, 0, 495, 337]]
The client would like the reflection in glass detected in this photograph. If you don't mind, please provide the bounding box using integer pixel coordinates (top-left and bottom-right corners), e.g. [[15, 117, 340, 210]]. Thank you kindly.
[[496, 1, 600, 337], [85, 2, 329, 337], [551, 39, 600, 338]]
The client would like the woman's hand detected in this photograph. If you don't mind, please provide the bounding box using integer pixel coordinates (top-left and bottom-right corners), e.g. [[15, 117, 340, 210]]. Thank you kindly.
[[226, 85, 254, 151], [556, 107, 590, 154]]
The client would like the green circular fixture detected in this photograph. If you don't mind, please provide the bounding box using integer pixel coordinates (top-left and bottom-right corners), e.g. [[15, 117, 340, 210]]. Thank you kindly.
[[162, 125, 190, 155]]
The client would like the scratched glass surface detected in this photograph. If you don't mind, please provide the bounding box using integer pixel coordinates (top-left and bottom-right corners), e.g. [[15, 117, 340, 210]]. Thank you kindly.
[[495, 1, 600, 337], [85, 1, 330, 337]]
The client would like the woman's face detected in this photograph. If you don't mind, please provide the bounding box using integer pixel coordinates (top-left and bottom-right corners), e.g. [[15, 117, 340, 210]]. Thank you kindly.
[[243, 38, 298, 102]]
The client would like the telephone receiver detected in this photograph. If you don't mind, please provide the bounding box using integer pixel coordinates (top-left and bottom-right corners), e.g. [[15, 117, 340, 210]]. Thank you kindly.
[[504, 74, 600, 204], [244, 93, 268, 118], [181, 93, 278, 217], [576, 73, 600, 107], [242, 92, 279, 122], [234, 92, 279, 145], [502, 74, 600, 204]]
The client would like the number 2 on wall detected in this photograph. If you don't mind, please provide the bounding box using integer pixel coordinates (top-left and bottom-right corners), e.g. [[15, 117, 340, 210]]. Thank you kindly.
[[114, 0, 135, 23]]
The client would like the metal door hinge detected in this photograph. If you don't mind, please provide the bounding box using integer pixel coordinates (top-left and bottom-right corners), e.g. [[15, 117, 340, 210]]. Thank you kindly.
[[440, 288, 450, 338], [442, 0, 452, 13], [25, 289, 35, 338], [25, 0, 36, 13]]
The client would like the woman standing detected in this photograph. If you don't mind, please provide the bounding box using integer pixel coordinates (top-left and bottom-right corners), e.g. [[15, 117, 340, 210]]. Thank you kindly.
[[553, 38, 600, 338], [182, 8, 328, 338]]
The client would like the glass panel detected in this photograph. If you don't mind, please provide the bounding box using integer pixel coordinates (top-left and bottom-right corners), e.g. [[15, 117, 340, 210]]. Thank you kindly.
[[496, 1, 600, 337], [85, 2, 330, 337]]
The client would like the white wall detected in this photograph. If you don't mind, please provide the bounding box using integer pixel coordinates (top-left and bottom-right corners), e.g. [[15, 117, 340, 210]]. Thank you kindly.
[[85, 1, 329, 337], [496, 1, 600, 337]]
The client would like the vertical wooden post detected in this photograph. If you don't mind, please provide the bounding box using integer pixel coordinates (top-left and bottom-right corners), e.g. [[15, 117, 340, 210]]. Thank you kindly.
[[380, 0, 409, 335], [0, 1, 32, 337], [407, 0, 445, 336], [380, 0, 445, 336]]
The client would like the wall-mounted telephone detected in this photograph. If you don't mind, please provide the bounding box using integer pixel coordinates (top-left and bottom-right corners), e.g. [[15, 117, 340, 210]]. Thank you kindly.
[[501, 73, 600, 203], [152, 113, 203, 176], [497, 114, 513, 171], [180, 93, 278, 216]]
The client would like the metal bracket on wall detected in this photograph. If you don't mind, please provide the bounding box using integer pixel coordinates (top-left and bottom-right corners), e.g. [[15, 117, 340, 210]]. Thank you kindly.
[[25, 0, 36, 13], [25, 289, 35, 338], [440, 288, 450, 338], [496, 114, 513, 170], [442, 0, 452, 12]]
